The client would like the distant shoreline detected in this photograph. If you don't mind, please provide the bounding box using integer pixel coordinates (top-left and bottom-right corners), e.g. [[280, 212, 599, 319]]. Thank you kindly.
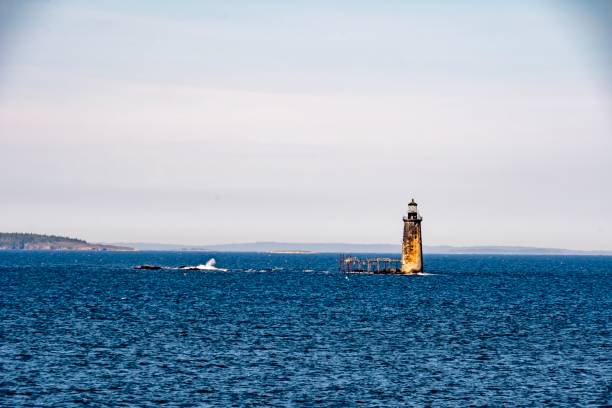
[[2, 234, 610, 255], [0, 233, 134, 251], [268, 250, 315, 254], [1, 248, 611, 256], [116, 241, 612, 256]]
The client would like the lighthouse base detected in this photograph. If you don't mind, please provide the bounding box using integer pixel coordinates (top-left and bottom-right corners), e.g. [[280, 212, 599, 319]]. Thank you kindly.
[[400, 263, 422, 274]]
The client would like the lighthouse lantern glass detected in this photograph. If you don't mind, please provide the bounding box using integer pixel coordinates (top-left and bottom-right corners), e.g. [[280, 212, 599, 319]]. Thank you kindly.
[[408, 203, 417, 214]]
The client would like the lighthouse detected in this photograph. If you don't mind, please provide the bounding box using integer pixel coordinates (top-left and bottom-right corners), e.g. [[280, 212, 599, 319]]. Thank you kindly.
[[401, 199, 423, 274], [339, 200, 424, 275]]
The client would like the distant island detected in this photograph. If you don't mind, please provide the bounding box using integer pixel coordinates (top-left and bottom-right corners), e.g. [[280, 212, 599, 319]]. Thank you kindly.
[[0, 233, 133, 251], [115, 241, 612, 255], [5, 234, 608, 255], [268, 250, 314, 254]]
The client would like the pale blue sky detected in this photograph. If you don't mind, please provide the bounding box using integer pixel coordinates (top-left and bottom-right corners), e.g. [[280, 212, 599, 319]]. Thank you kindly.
[[1, 1, 611, 249]]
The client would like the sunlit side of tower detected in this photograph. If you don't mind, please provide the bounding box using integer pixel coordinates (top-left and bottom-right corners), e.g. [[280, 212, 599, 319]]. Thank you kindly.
[[401, 199, 423, 274]]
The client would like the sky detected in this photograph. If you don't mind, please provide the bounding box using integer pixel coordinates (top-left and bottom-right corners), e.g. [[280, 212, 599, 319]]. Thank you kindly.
[[0, 0, 611, 249]]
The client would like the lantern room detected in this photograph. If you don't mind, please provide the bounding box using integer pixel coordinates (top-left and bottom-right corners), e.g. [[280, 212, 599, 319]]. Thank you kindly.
[[404, 198, 421, 221]]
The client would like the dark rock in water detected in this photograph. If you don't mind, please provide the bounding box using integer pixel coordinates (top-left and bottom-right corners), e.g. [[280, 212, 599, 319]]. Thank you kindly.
[[134, 264, 162, 270]]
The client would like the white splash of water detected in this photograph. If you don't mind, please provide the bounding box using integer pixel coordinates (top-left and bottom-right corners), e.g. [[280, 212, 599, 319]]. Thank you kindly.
[[179, 258, 228, 272]]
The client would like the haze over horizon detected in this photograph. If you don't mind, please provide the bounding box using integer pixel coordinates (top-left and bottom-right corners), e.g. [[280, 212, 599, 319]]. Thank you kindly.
[[1, 1, 611, 250]]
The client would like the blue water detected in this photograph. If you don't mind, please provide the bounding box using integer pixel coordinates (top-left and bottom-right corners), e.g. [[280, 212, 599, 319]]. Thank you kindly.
[[0, 252, 610, 407]]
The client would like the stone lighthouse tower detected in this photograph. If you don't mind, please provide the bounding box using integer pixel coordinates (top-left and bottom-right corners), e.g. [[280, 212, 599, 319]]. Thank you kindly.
[[401, 199, 423, 274]]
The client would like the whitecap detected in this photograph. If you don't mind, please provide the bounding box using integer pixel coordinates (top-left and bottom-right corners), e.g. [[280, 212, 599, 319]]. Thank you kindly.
[[179, 258, 228, 272]]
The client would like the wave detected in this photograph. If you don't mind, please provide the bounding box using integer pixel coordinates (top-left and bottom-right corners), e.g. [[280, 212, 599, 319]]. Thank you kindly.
[[134, 258, 228, 271], [178, 258, 228, 271]]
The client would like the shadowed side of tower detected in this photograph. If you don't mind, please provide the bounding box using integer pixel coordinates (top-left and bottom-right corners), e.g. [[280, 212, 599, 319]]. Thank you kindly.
[[401, 199, 423, 274]]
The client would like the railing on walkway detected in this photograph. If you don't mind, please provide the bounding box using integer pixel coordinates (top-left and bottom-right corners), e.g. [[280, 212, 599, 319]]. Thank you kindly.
[[339, 254, 402, 274]]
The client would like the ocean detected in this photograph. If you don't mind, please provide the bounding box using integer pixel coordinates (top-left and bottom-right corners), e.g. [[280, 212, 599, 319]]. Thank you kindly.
[[0, 251, 610, 406]]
